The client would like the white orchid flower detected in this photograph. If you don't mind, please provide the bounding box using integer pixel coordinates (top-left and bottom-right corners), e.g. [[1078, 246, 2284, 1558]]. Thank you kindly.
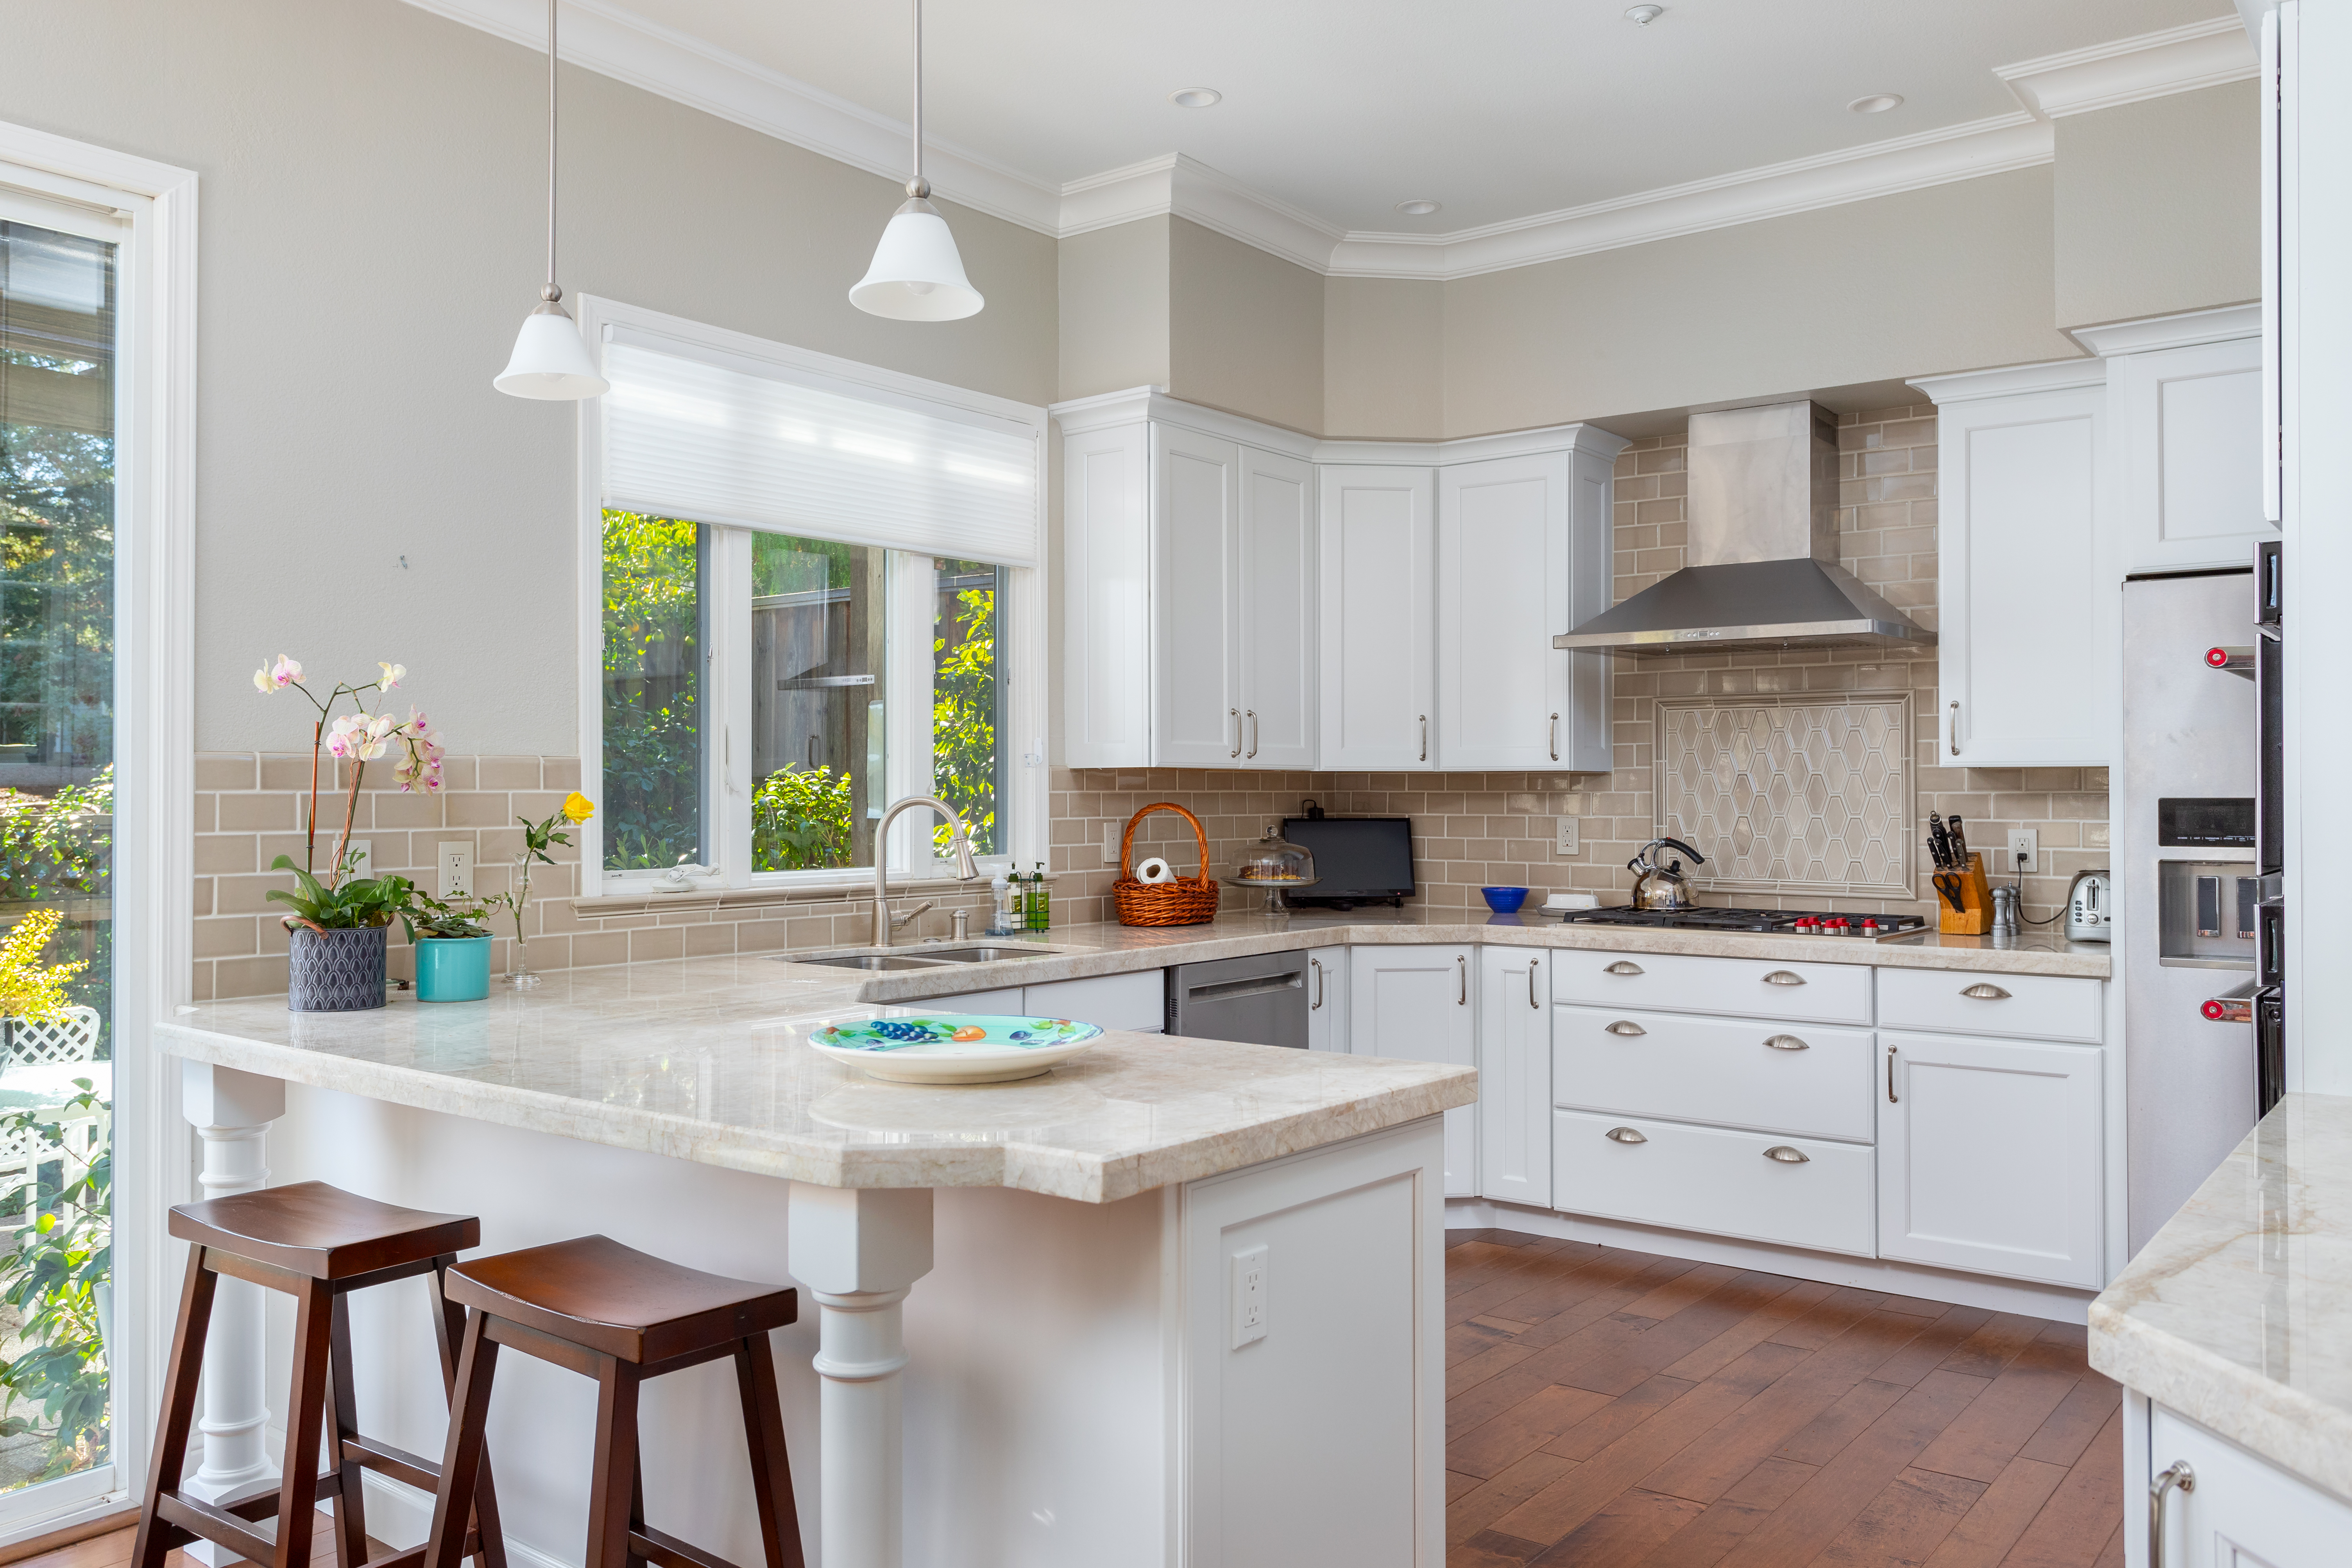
[[378, 662, 406, 691]]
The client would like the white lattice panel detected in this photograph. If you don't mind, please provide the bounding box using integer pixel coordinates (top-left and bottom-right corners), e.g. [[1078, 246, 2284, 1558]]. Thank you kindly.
[[1654, 696, 1914, 896]]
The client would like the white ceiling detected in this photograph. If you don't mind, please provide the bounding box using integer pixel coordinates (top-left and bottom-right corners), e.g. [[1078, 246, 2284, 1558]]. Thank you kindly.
[[614, 0, 2235, 233]]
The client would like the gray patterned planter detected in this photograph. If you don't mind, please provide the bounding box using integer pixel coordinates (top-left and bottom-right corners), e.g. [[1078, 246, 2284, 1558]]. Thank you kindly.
[[287, 926, 388, 1012]]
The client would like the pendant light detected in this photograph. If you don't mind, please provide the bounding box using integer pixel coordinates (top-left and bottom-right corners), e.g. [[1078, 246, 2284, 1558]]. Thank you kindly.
[[496, 0, 609, 398], [850, 0, 984, 321]]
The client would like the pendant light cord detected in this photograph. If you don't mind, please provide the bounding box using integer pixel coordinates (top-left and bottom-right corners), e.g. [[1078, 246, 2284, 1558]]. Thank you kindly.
[[907, 0, 929, 199], [544, 0, 561, 303]]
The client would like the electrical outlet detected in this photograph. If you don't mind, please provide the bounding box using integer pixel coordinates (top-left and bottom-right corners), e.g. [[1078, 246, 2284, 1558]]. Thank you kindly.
[[1230, 1243, 1269, 1349], [1101, 823, 1119, 865], [439, 842, 474, 897], [344, 840, 372, 879], [2007, 829, 2039, 874], [1554, 816, 1580, 856]]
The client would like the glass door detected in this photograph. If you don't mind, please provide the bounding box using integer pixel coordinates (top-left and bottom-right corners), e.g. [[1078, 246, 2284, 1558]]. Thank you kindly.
[[0, 195, 120, 1504]]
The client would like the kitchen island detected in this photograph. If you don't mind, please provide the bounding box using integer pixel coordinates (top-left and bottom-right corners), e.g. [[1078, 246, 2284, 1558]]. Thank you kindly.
[[158, 958, 1472, 1568]]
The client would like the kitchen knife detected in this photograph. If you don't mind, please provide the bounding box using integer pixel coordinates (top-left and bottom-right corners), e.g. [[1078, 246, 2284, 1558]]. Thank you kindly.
[[1948, 815, 1971, 870], [1928, 812, 1952, 870]]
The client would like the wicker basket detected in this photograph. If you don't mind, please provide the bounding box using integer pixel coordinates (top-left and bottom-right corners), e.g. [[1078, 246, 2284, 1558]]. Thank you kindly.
[[1111, 803, 1223, 928]]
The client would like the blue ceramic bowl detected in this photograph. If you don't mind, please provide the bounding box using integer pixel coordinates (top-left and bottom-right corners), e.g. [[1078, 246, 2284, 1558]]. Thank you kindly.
[[1481, 886, 1529, 914]]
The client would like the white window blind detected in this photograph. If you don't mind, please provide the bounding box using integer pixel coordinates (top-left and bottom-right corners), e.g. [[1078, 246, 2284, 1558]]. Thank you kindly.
[[601, 336, 1041, 567]]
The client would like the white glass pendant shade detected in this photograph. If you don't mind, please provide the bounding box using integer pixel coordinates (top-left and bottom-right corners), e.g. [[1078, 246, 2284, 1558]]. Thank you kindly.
[[494, 299, 610, 399], [849, 197, 983, 321]]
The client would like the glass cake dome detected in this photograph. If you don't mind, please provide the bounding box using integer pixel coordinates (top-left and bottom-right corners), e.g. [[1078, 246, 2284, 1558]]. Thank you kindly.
[[1226, 823, 1318, 912]]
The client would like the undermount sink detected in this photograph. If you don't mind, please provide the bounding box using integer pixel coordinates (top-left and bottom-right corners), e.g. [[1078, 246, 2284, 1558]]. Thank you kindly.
[[792, 953, 959, 972], [915, 946, 1055, 963]]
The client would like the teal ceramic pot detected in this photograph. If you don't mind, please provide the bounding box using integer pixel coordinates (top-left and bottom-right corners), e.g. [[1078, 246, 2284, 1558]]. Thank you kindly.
[[414, 935, 492, 1002]]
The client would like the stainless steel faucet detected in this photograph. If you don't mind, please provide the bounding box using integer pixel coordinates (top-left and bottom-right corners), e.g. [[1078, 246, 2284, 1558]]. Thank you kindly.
[[872, 794, 982, 946]]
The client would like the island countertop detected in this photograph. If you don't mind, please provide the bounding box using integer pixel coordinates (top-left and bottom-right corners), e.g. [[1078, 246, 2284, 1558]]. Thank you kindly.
[[156, 954, 1475, 1204], [2089, 1092, 2352, 1501]]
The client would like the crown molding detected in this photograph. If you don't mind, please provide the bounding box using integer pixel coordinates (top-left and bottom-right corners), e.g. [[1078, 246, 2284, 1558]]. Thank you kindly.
[[1996, 16, 2257, 120], [1909, 356, 2107, 405], [1047, 386, 1632, 465], [406, 0, 2248, 282], [2067, 302, 2262, 358]]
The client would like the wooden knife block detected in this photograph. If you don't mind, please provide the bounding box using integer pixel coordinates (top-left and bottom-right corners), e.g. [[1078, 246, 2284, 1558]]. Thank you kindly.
[[1937, 852, 1993, 935]]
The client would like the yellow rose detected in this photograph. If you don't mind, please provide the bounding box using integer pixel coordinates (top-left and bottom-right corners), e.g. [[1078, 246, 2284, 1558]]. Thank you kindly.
[[562, 791, 595, 824]]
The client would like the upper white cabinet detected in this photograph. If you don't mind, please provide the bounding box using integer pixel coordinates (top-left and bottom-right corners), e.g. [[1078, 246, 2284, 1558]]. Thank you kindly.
[[1318, 466, 1437, 770], [1059, 419, 1152, 768], [1238, 446, 1319, 767], [1913, 361, 2110, 767], [1436, 443, 1617, 771], [1349, 944, 1477, 1196], [2078, 309, 2273, 576], [1153, 425, 1242, 766]]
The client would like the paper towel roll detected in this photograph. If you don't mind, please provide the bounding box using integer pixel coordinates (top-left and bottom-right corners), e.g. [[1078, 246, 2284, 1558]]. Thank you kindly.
[[1135, 856, 1176, 884]]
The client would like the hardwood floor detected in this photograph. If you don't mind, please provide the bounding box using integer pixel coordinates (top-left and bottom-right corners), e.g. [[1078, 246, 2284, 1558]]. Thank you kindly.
[[1445, 1229, 2124, 1568], [3, 1511, 374, 1568]]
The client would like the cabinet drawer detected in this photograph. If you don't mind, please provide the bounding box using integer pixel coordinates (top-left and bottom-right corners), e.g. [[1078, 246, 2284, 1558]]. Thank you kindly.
[[1552, 1004, 1875, 1142], [1551, 949, 1871, 1024], [1554, 1109, 1876, 1256], [1875, 967, 2102, 1043]]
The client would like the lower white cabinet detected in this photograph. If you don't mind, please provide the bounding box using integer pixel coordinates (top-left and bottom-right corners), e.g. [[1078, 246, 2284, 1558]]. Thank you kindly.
[[2149, 1404, 2352, 1568], [1350, 945, 1477, 1196], [1877, 1030, 2104, 1287], [1306, 948, 1350, 1052], [1553, 1109, 1876, 1257], [1477, 948, 1551, 1209]]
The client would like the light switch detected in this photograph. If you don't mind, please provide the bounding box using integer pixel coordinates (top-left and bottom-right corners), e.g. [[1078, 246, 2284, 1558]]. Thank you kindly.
[[1554, 817, 1580, 856], [439, 842, 474, 898]]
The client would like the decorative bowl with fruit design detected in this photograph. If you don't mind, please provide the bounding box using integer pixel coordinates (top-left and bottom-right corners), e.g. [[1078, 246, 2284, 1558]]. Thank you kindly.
[[808, 1014, 1106, 1084]]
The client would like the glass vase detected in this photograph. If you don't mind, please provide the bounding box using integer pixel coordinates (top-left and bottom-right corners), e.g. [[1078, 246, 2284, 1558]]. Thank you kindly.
[[505, 852, 541, 989]]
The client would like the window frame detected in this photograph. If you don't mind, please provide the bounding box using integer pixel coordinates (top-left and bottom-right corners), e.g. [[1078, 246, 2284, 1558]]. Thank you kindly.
[[573, 297, 1049, 899]]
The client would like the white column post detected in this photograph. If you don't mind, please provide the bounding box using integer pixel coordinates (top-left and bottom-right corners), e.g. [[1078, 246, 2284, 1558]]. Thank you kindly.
[[178, 1061, 287, 1559], [786, 1184, 936, 1568]]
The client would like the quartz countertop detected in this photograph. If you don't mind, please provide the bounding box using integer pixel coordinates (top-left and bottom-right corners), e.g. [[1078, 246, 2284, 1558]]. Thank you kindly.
[[156, 956, 1475, 1204], [2089, 1092, 2352, 1500]]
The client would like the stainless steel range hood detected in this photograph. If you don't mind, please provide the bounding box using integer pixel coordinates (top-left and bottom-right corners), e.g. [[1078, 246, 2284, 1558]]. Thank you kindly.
[[1554, 400, 1934, 657]]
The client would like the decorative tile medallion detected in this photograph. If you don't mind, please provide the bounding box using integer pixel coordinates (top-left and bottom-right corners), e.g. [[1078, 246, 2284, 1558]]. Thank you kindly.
[[1654, 695, 1914, 897]]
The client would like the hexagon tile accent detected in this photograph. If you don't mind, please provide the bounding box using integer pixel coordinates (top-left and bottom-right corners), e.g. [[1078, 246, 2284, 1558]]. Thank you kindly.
[[1654, 695, 1915, 897]]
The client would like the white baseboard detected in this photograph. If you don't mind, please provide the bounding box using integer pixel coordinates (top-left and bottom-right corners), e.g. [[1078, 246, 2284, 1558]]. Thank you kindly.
[[1445, 1198, 2098, 1325], [355, 1469, 574, 1568]]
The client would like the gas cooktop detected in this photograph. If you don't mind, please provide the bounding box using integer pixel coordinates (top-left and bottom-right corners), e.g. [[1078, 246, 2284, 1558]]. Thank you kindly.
[[1559, 906, 1928, 937]]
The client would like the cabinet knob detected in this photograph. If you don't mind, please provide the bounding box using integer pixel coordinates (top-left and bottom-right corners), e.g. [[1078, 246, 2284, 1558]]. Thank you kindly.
[[1961, 983, 2012, 1000], [1604, 960, 1644, 976], [1763, 1034, 1809, 1051], [1763, 1145, 1810, 1164], [1762, 970, 1806, 987], [1606, 1020, 1647, 1037], [1605, 1126, 1647, 1144]]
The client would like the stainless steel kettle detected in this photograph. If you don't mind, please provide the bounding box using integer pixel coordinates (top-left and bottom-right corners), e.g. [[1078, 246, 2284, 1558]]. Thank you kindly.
[[1628, 837, 1709, 912], [2065, 870, 2112, 942]]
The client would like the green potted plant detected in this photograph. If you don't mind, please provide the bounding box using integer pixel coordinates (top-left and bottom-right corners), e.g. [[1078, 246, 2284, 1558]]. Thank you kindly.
[[403, 891, 502, 1003], [267, 852, 414, 1012]]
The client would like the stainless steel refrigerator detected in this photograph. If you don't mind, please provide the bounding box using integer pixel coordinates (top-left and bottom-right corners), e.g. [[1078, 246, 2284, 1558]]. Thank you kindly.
[[2121, 567, 2261, 1255]]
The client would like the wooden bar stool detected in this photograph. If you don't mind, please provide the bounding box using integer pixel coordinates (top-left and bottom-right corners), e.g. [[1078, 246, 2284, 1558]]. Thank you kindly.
[[135, 1181, 508, 1568], [424, 1234, 805, 1568]]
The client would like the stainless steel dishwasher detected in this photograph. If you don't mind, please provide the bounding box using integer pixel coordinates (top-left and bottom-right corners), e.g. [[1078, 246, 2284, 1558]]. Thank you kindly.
[[1164, 950, 1310, 1048]]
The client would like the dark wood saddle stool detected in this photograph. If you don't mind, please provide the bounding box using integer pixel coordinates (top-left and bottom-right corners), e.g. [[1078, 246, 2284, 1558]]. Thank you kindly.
[[135, 1180, 507, 1568], [423, 1234, 805, 1568]]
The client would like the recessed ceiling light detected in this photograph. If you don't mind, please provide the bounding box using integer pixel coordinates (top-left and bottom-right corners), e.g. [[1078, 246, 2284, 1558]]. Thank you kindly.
[[1396, 199, 1441, 216], [1169, 87, 1222, 109], [1847, 93, 1905, 114], [1624, 5, 1665, 23]]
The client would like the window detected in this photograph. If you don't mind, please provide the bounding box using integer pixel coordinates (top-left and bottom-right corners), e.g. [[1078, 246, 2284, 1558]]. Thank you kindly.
[[581, 306, 1044, 894]]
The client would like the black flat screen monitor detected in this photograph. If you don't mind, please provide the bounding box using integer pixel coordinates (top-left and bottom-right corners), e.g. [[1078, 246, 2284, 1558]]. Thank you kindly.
[[1282, 817, 1415, 907]]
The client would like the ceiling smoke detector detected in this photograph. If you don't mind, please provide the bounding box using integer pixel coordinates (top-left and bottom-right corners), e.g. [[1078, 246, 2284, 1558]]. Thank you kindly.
[[1169, 87, 1223, 109], [1624, 5, 1665, 23], [1847, 93, 1905, 113], [1396, 199, 1441, 216]]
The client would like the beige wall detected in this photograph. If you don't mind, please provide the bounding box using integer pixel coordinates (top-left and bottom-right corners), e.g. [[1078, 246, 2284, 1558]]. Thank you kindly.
[[0, 0, 1058, 756], [2055, 81, 2263, 329], [1166, 218, 1326, 434], [1323, 276, 1445, 438], [1057, 215, 1171, 400]]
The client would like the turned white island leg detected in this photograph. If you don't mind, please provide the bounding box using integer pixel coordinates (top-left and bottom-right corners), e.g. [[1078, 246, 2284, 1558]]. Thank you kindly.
[[177, 1062, 287, 1562], [786, 1185, 936, 1568]]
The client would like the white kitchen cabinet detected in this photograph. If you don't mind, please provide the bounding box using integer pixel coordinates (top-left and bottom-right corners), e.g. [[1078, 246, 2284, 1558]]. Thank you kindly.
[[1554, 1109, 1877, 1257], [1878, 1030, 2104, 1287], [1153, 424, 1244, 766], [2148, 1403, 2352, 1568], [1477, 947, 1551, 1209], [1350, 945, 1477, 1196], [1319, 465, 1437, 770], [1237, 445, 1319, 767], [2097, 323, 2273, 576], [1435, 442, 1616, 772], [1058, 418, 1152, 767], [1913, 362, 2110, 767], [1306, 947, 1350, 1052]]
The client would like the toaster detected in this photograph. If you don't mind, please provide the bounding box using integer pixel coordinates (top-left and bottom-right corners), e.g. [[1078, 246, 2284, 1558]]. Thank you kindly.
[[2066, 870, 2112, 942]]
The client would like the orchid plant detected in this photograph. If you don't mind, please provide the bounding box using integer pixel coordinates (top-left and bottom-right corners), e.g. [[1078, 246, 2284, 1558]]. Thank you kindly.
[[252, 656, 444, 884]]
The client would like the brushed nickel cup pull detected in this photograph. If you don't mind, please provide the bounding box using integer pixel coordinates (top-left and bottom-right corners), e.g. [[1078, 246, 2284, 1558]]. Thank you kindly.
[[1763, 1145, 1809, 1163], [1606, 1020, 1647, 1037], [1762, 970, 1806, 986], [1605, 1126, 1647, 1144], [1764, 1034, 1809, 1051], [1605, 960, 1644, 976], [2150, 1461, 2194, 1568], [1961, 983, 2012, 1000]]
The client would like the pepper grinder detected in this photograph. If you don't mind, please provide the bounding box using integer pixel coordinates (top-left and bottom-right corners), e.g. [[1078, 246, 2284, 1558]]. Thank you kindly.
[[1990, 883, 2020, 936]]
